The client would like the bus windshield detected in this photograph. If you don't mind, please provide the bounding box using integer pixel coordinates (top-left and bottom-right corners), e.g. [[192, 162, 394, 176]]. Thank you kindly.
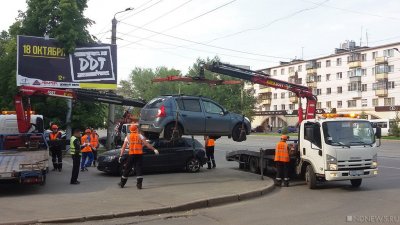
[[322, 121, 375, 146]]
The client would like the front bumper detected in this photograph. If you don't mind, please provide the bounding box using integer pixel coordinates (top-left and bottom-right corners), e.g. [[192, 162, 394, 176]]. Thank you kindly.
[[324, 168, 378, 181]]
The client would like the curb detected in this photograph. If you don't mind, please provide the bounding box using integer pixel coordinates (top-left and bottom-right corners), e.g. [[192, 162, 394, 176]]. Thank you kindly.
[[2, 179, 275, 225]]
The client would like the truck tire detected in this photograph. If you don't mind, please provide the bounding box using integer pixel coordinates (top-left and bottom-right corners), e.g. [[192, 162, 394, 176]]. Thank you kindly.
[[249, 157, 259, 174], [350, 179, 362, 187], [305, 165, 317, 189]]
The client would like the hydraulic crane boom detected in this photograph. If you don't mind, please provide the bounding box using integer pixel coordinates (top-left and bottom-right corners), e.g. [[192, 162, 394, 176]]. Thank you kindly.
[[15, 86, 146, 133], [201, 61, 318, 123]]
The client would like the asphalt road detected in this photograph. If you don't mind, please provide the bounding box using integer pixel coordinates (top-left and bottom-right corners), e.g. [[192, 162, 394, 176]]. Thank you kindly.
[[75, 135, 400, 225]]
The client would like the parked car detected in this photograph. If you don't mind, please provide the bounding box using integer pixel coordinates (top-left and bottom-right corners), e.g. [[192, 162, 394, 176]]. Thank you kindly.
[[97, 137, 207, 175], [277, 126, 298, 133], [139, 95, 251, 142]]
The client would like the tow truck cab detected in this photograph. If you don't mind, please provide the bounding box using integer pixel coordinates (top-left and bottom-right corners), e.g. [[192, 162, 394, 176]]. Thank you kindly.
[[298, 117, 379, 188]]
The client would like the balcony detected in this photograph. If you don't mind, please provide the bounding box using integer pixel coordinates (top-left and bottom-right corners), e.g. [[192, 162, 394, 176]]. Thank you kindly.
[[375, 89, 388, 97], [375, 56, 388, 65], [348, 61, 361, 68], [289, 96, 298, 103], [289, 71, 296, 77], [306, 68, 317, 75], [375, 72, 388, 80], [259, 87, 272, 94], [261, 99, 272, 105], [307, 82, 317, 88], [349, 75, 361, 82], [347, 91, 362, 99]]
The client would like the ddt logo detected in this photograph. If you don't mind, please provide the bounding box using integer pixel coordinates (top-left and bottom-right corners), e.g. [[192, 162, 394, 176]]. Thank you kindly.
[[69, 46, 116, 82]]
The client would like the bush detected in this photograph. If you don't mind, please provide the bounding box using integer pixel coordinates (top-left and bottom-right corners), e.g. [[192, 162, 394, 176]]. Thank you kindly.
[[281, 126, 289, 135]]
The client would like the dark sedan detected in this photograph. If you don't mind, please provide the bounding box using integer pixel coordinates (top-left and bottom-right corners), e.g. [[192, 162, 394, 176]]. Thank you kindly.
[[97, 137, 207, 175]]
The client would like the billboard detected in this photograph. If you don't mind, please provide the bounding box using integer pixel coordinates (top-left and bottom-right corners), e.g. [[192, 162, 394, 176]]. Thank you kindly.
[[17, 35, 117, 89]]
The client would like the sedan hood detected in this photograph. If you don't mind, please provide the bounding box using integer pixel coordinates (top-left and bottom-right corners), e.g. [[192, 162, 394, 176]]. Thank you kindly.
[[100, 149, 126, 156]]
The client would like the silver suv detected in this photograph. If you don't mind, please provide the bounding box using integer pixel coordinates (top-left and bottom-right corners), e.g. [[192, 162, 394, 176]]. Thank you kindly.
[[139, 95, 251, 142]]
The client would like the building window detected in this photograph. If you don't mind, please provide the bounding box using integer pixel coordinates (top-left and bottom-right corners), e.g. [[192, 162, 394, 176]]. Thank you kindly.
[[281, 104, 286, 110], [316, 89, 322, 95], [384, 49, 394, 57], [372, 98, 379, 106], [297, 78, 302, 84], [317, 75, 321, 82], [326, 60, 331, 67], [273, 70, 277, 76], [361, 84, 367, 92], [273, 93, 277, 99], [336, 72, 342, 79], [337, 86, 342, 94], [326, 101, 331, 108], [336, 58, 342, 66], [289, 104, 295, 110], [384, 97, 395, 106], [317, 102, 321, 108], [298, 65, 302, 72], [326, 88, 331, 94], [361, 53, 367, 61], [361, 99, 367, 107], [274, 105, 277, 111], [288, 67, 294, 73], [326, 74, 331, 81], [337, 101, 342, 108], [372, 67, 375, 75], [372, 51, 378, 59], [281, 68, 285, 75], [316, 62, 321, 68], [388, 81, 395, 89], [389, 65, 394, 73], [348, 100, 357, 108], [281, 93, 285, 99]]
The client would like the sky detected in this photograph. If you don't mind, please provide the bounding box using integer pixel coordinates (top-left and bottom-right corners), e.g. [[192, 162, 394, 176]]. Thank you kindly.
[[1, 0, 400, 83]]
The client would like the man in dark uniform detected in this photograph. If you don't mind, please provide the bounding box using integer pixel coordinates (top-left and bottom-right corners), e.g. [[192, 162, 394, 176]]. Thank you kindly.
[[70, 129, 87, 185]]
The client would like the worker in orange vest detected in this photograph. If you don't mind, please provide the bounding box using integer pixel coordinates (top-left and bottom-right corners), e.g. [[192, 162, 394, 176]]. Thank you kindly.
[[90, 129, 99, 167], [274, 135, 290, 187], [205, 136, 216, 169], [118, 124, 159, 189], [49, 124, 63, 171], [80, 129, 94, 171]]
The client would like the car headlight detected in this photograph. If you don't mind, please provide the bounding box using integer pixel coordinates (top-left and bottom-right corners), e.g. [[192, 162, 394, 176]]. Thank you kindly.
[[104, 155, 117, 162], [371, 153, 378, 168], [326, 154, 337, 171], [245, 117, 250, 122]]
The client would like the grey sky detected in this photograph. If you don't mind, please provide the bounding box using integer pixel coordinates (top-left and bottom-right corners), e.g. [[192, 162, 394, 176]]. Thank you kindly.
[[1, 0, 400, 82]]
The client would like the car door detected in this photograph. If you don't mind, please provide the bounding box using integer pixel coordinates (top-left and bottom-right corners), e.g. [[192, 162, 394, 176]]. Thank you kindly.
[[202, 100, 231, 134], [175, 97, 206, 134]]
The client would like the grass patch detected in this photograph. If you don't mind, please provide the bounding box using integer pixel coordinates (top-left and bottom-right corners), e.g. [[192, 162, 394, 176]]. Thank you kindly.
[[382, 136, 400, 140], [251, 132, 298, 137]]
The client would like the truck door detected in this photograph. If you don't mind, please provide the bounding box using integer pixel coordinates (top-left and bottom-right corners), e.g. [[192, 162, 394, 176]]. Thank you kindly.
[[301, 122, 325, 175]]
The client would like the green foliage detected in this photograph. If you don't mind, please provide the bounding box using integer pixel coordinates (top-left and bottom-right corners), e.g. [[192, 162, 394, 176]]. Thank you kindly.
[[0, 0, 104, 129], [390, 112, 400, 137], [360, 111, 367, 119], [281, 126, 289, 135], [121, 58, 257, 120]]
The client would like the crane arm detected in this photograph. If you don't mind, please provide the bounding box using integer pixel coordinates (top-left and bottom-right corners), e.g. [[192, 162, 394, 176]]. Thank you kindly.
[[201, 61, 318, 123]]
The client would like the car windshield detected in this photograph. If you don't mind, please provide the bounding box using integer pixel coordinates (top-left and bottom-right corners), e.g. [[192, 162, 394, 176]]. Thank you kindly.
[[322, 121, 375, 146]]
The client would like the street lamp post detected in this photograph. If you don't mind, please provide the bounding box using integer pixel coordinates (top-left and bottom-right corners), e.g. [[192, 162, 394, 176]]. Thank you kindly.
[[106, 7, 133, 151]]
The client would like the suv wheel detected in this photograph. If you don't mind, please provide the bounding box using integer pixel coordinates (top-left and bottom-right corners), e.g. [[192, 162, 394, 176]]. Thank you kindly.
[[164, 123, 183, 140], [186, 158, 200, 173], [232, 123, 246, 142]]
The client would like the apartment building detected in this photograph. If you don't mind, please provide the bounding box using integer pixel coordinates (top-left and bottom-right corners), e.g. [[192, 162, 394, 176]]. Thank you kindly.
[[248, 41, 400, 129]]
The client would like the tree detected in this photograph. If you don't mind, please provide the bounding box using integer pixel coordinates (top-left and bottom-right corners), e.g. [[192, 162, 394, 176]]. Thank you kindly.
[[0, 0, 105, 129], [390, 111, 400, 137]]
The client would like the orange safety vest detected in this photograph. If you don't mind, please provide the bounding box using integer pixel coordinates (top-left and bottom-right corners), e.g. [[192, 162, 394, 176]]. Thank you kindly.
[[90, 134, 99, 149], [129, 132, 143, 155], [274, 141, 290, 162], [206, 138, 215, 147], [81, 135, 92, 153], [49, 132, 61, 140]]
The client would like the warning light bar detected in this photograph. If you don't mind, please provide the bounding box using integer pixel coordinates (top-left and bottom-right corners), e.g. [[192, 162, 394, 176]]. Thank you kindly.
[[1, 111, 35, 115], [321, 113, 359, 118]]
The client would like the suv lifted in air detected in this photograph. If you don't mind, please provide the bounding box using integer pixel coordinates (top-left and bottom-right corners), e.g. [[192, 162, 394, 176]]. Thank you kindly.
[[139, 95, 251, 142]]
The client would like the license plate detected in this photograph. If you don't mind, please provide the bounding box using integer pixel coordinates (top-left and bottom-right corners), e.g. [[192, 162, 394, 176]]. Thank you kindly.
[[141, 125, 149, 129], [349, 170, 363, 176]]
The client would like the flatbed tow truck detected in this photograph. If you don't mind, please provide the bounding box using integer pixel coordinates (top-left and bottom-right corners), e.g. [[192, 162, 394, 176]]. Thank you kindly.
[[200, 62, 381, 189]]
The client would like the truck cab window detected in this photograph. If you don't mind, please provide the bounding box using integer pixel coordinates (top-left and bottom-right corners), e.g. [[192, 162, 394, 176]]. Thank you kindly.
[[304, 123, 322, 148]]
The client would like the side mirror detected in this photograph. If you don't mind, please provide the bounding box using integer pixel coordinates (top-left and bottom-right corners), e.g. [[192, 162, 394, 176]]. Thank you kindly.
[[375, 127, 381, 139], [224, 110, 229, 115]]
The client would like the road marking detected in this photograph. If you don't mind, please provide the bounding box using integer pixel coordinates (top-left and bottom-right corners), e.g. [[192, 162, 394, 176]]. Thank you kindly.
[[379, 166, 400, 170]]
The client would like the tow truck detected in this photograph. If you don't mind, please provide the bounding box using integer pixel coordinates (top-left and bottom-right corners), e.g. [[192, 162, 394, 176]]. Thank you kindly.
[[0, 86, 145, 185], [199, 61, 381, 189]]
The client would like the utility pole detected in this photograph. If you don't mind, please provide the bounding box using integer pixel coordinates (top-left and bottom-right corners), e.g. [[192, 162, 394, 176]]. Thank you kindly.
[[106, 7, 133, 150]]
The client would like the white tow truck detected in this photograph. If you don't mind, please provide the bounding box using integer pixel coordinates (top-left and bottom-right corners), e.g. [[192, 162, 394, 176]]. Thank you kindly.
[[227, 114, 381, 189]]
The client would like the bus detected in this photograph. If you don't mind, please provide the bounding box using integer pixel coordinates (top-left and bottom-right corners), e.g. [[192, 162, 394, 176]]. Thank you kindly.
[[369, 119, 395, 136]]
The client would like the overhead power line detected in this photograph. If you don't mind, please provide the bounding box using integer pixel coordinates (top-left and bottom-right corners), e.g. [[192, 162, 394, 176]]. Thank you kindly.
[[119, 0, 238, 47], [119, 0, 164, 21], [119, 0, 195, 38]]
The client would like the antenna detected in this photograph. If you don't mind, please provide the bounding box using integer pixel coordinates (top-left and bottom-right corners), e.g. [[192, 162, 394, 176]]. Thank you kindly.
[[301, 47, 304, 59], [366, 29, 369, 46], [360, 26, 363, 46]]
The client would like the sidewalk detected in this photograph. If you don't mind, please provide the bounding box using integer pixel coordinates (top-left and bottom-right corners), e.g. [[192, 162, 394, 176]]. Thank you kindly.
[[0, 166, 274, 224]]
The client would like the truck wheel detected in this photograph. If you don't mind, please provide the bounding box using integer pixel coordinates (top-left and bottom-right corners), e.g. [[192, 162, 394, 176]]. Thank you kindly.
[[249, 157, 260, 174], [350, 179, 362, 187], [164, 123, 183, 140], [232, 124, 246, 142], [305, 165, 317, 189]]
